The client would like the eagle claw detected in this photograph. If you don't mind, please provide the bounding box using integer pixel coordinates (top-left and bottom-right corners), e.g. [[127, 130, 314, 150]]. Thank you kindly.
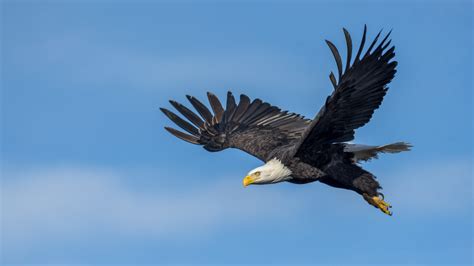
[[364, 193, 392, 216]]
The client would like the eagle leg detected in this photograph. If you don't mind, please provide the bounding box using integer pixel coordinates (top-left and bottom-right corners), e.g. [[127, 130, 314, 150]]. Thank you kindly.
[[363, 193, 392, 216]]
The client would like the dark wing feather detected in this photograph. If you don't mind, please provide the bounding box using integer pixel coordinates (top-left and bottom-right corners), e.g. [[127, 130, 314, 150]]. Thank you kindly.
[[169, 100, 204, 128], [325, 40, 343, 80], [186, 95, 213, 124], [207, 92, 225, 123], [164, 127, 200, 144], [343, 28, 352, 72], [161, 91, 310, 161], [224, 91, 237, 124], [160, 108, 200, 136], [293, 26, 397, 159], [232, 94, 251, 122]]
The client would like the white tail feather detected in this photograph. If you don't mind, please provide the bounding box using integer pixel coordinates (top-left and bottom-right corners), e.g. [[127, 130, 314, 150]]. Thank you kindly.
[[345, 142, 412, 162]]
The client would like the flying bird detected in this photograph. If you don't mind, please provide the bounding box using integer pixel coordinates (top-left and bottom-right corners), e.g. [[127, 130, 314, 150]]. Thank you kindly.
[[160, 26, 411, 215]]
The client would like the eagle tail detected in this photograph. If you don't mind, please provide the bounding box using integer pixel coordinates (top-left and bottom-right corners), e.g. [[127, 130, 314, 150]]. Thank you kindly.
[[377, 142, 412, 153], [345, 142, 412, 162]]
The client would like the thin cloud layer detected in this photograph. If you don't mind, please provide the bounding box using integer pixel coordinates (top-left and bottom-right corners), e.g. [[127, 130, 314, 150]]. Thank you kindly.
[[384, 159, 473, 214], [2, 159, 472, 260], [1, 166, 306, 253]]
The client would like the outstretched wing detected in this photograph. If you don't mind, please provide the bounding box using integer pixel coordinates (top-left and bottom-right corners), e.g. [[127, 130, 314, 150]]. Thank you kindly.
[[161, 91, 310, 161], [293, 26, 397, 158]]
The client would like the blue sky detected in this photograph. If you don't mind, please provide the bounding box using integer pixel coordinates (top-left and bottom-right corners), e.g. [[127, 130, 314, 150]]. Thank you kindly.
[[1, 1, 472, 265]]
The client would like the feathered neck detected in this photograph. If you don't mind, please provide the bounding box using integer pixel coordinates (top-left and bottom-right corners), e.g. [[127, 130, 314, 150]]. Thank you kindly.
[[262, 158, 292, 183]]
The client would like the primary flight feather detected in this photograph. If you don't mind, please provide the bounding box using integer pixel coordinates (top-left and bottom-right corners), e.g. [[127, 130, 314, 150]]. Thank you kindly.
[[160, 26, 411, 215]]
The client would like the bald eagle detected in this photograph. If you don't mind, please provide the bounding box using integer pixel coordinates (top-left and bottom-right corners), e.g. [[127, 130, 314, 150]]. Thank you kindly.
[[160, 26, 411, 215]]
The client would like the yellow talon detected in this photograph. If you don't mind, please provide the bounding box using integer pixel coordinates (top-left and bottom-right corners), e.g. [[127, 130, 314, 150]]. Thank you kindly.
[[364, 194, 392, 216]]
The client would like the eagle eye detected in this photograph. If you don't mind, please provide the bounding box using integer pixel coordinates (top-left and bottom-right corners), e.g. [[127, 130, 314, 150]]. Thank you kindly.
[[254, 171, 261, 177]]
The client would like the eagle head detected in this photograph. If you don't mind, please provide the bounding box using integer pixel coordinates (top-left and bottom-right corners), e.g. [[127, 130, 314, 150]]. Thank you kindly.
[[243, 158, 293, 186]]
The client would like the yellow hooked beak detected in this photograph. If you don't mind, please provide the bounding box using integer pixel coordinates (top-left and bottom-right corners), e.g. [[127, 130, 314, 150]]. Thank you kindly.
[[243, 175, 255, 187]]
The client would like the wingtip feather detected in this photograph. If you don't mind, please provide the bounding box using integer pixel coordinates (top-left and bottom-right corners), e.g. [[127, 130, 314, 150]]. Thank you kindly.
[[164, 126, 200, 145]]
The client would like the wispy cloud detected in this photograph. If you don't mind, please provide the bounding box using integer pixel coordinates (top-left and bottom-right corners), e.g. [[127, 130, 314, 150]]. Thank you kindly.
[[384, 159, 473, 214], [1, 166, 306, 254], [2, 159, 472, 260]]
